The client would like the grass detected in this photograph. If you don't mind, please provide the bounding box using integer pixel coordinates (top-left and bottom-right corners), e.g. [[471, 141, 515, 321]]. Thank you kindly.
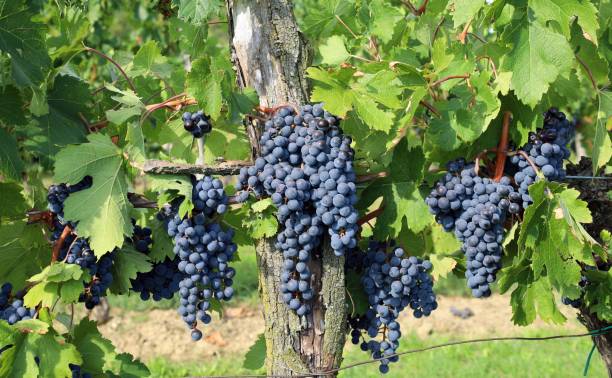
[[145, 329, 607, 377]]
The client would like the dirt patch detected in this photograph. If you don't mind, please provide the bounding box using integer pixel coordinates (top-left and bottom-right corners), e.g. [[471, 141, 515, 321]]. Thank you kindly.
[[98, 295, 583, 363]]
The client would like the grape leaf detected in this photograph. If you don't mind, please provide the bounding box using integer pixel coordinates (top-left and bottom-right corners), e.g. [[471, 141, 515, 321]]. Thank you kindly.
[[54, 134, 133, 254], [0, 86, 27, 125], [187, 57, 224, 120], [0, 182, 28, 218], [0, 0, 51, 86], [0, 221, 48, 289], [319, 36, 350, 65], [148, 174, 194, 218], [105, 86, 145, 125], [109, 245, 152, 294], [178, 0, 221, 24], [429, 255, 457, 280], [501, 20, 574, 107], [30, 75, 89, 162], [71, 318, 149, 376], [592, 91, 612, 174], [367, 0, 403, 43], [529, 0, 599, 44], [452, 0, 484, 28], [242, 333, 266, 370], [301, 0, 358, 39], [0, 128, 24, 180], [24, 264, 86, 308], [132, 40, 169, 78], [47, 7, 90, 62]]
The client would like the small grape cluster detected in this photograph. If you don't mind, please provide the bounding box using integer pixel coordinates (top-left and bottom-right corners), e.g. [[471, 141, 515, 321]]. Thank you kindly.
[[349, 241, 437, 374], [47, 177, 115, 309], [167, 176, 237, 341], [69, 363, 91, 378], [129, 222, 184, 301], [510, 108, 573, 209], [0, 283, 36, 324], [236, 104, 358, 315], [426, 160, 520, 297], [182, 110, 212, 138]]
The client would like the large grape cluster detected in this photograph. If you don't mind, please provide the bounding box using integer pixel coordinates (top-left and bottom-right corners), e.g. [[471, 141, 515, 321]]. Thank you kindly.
[[348, 241, 437, 374], [510, 108, 573, 209], [426, 159, 520, 297], [167, 176, 237, 341], [0, 283, 36, 324], [236, 104, 358, 314], [182, 110, 212, 138]]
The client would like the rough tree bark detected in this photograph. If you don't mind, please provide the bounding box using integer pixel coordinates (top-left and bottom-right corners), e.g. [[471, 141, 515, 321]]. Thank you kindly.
[[226, 1, 347, 376]]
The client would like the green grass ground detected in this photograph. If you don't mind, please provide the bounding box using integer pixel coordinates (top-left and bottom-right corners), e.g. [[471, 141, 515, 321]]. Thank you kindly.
[[145, 329, 606, 377], [107, 251, 607, 377]]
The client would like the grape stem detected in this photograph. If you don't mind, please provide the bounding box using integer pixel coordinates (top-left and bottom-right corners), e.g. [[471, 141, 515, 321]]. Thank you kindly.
[[357, 207, 385, 226], [83, 46, 136, 93], [430, 74, 470, 88], [419, 100, 440, 117], [493, 111, 512, 182], [335, 15, 358, 39], [575, 53, 598, 91], [51, 225, 72, 264], [458, 19, 473, 44]]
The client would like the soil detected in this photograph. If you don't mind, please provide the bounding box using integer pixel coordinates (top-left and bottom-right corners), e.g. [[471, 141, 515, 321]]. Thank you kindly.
[[97, 295, 584, 363]]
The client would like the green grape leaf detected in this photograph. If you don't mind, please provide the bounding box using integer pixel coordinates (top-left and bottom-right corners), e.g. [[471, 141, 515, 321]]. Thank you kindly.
[[320, 35, 350, 65], [582, 269, 612, 322], [368, 0, 403, 43], [452, 0, 484, 28], [24, 264, 86, 308], [592, 91, 612, 174], [178, 0, 221, 24], [501, 21, 574, 107], [0, 182, 27, 218], [0, 321, 82, 378], [47, 7, 90, 62], [0, 86, 27, 125], [187, 57, 224, 120], [109, 246, 152, 294], [0, 128, 24, 180], [242, 333, 266, 370], [54, 134, 133, 254], [30, 75, 89, 162], [0, 0, 51, 86], [132, 40, 170, 78], [0, 221, 48, 289], [148, 174, 193, 218], [301, 0, 357, 39], [529, 0, 599, 44], [429, 255, 457, 280], [149, 217, 175, 262], [105, 86, 145, 125], [109, 353, 150, 377]]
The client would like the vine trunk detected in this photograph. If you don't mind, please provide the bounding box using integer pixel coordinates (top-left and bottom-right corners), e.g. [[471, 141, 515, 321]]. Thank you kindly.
[[226, 0, 347, 375]]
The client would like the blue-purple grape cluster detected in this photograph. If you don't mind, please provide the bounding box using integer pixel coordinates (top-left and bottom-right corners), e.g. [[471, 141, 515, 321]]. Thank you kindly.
[[129, 222, 184, 301], [0, 283, 36, 324], [167, 176, 237, 341], [349, 241, 437, 374], [69, 364, 91, 378], [47, 178, 114, 309], [235, 104, 358, 315], [426, 160, 521, 298], [182, 110, 212, 138], [510, 108, 574, 209]]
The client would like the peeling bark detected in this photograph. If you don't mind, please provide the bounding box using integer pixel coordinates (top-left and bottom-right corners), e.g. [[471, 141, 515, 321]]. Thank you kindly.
[[226, 1, 346, 375]]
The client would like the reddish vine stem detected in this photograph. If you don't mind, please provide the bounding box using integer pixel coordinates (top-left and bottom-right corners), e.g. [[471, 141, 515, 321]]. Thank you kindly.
[[476, 56, 498, 79], [473, 148, 497, 176], [458, 19, 473, 44], [357, 207, 385, 226], [83, 46, 136, 93], [493, 111, 512, 182], [575, 53, 598, 91], [356, 171, 388, 183], [401, 0, 419, 15], [417, 0, 429, 14], [419, 100, 440, 117], [51, 225, 72, 264], [430, 74, 470, 88]]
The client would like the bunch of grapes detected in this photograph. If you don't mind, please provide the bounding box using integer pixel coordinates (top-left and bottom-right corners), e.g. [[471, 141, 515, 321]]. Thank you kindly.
[[129, 222, 184, 302], [348, 241, 437, 374], [166, 176, 237, 341], [47, 177, 115, 309], [182, 110, 213, 138], [235, 104, 358, 314], [0, 283, 36, 324], [426, 159, 521, 297], [510, 108, 574, 209], [69, 363, 91, 378]]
